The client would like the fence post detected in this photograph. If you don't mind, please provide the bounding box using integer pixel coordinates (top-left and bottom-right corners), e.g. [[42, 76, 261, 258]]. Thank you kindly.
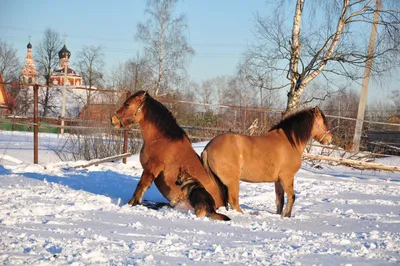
[[122, 129, 128, 164], [33, 84, 39, 164]]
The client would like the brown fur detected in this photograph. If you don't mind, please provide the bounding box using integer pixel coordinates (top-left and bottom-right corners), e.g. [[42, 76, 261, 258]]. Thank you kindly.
[[111, 90, 227, 216], [175, 168, 230, 221], [201, 107, 332, 218]]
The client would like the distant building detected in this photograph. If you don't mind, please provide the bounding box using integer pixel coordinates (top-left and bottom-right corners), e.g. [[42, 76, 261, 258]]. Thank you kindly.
[[20, 42, 38, 84], [50, 43, 82, 86]]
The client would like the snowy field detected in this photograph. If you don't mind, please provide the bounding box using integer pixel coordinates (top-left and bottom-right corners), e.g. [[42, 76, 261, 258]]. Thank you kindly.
[[0, 130, 399, 265]]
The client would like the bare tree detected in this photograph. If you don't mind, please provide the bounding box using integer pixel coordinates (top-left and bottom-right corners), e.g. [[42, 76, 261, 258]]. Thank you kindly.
[[108, 54, 152, 92], [35, 28, 62, 116], [246, 0, 400, 113], [136, 0, 195, 96], [106, 55, 153, 110], [0, 40, 21, 113], [323, 89, 359, 145], [197, 79, 215, 112], [76, 45, 104, 90], [75, 45, 105, 113], [391, 89, 400, 115], [0, 40, 20, 83], [238, 61, 284, 110]]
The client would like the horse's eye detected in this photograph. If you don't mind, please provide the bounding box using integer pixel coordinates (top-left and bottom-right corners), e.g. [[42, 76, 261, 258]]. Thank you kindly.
[[124, 102, 130, 108]]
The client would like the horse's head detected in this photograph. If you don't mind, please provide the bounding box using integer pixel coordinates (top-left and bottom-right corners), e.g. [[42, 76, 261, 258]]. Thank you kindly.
[[111, 90, 147, 128], [311, 106, 332, 145]]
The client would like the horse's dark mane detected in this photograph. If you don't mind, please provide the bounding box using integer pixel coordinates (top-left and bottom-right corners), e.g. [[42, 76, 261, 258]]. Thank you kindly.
[[130, 90, 188, 141], [269, 108, 327, 148]]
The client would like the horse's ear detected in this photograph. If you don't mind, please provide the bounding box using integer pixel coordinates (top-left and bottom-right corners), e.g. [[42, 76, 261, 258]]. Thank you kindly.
[[125, 91, 132, 99], [138, 91, 147, 101], [313, 106, 320, 113]]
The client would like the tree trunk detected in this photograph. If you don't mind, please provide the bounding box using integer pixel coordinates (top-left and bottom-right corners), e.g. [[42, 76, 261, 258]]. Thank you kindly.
[[155, 20, 166, 97], [286, 0, 304, 114], [285, 0, 349, 115], [286, 82, 303, 113]]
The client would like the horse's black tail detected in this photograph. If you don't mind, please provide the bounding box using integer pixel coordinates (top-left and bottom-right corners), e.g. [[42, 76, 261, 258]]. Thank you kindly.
[[209, 212, 231, 221], [201, 149, 229, 211]]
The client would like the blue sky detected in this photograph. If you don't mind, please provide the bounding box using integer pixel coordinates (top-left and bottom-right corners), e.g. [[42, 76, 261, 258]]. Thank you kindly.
[[1, 0, 265, 83], [1, 0, 398, 104]]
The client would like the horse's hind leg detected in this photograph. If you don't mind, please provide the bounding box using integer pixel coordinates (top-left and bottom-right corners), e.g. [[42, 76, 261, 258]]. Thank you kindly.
[[227, 180, 243, 213], [280, 176, 295, 218], [274, 181, 284, 215]]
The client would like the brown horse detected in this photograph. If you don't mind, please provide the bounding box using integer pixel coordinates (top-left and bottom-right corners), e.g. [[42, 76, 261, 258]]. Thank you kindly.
[[201, 107, 332, 218], [111, 90, 227, 214]]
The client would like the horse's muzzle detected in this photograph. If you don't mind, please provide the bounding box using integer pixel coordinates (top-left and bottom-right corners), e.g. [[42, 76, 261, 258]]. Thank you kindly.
[[322, 134, 333, 145], [110, 115, 121, 128]]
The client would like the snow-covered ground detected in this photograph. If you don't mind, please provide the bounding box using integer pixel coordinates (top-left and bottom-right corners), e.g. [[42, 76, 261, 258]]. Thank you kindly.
[[0, 130, 399, 265]]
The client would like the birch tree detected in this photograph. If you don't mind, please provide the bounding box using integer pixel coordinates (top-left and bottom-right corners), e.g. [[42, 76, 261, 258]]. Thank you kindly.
[[246, 0, 400, 113], [136, 0, 195, 96]]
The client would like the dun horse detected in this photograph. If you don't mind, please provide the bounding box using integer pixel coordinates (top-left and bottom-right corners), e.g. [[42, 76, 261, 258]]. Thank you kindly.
[[111, 90, 227, 215], [201, 107, 332, 217]]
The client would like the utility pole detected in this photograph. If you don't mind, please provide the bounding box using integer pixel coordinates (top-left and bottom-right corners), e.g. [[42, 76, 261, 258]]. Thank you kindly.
[[60, 34, 68, 135], [353, 0, 381, 152], [60, 56, 68, 135]]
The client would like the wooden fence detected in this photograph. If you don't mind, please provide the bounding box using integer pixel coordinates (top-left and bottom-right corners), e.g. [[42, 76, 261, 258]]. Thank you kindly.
[[1, 82, 400, 169], [366, 130, 400, 155]]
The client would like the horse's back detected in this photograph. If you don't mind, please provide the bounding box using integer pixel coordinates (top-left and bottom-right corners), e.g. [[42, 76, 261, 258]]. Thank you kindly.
[[203, 133, 259, 183], [203, 131, 301, 183], [204, 133, 244, 167]]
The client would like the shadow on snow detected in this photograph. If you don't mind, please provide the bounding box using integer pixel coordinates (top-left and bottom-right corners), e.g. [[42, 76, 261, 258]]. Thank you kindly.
[[0, 165, 167, 205]]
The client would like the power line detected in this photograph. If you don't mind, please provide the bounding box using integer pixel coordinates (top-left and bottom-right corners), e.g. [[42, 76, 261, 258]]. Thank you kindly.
[[3, 36, 243, 58], [0, 25, 248, 48]]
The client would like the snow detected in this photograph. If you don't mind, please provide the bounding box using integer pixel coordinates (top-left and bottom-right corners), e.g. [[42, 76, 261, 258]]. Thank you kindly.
[[0, 130, 399, 265]]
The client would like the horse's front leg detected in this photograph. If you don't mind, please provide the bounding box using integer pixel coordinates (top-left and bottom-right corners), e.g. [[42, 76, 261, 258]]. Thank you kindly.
[[128, 169, 155, 206]]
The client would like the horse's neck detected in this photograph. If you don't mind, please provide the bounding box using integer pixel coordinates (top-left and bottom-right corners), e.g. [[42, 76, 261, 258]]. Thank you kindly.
[[288, 130, 310, 154], [296, 141, 309, 154], [139, 121, 163, 143]]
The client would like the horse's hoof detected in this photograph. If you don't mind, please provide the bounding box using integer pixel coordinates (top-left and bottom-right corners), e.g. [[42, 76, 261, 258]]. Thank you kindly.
[[128, 198, 141, 206], [282, 213, 292, 218], [235, 207, 244, 214]]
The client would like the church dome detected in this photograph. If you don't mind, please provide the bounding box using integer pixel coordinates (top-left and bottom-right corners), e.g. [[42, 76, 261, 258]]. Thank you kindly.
[[27, 42, 32, 49], [58, 44, 71, 59]]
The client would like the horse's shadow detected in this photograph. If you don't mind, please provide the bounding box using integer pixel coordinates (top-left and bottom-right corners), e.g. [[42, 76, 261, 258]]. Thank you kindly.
[[0, 165, 12, 175], [2, 165, 168, 206]]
